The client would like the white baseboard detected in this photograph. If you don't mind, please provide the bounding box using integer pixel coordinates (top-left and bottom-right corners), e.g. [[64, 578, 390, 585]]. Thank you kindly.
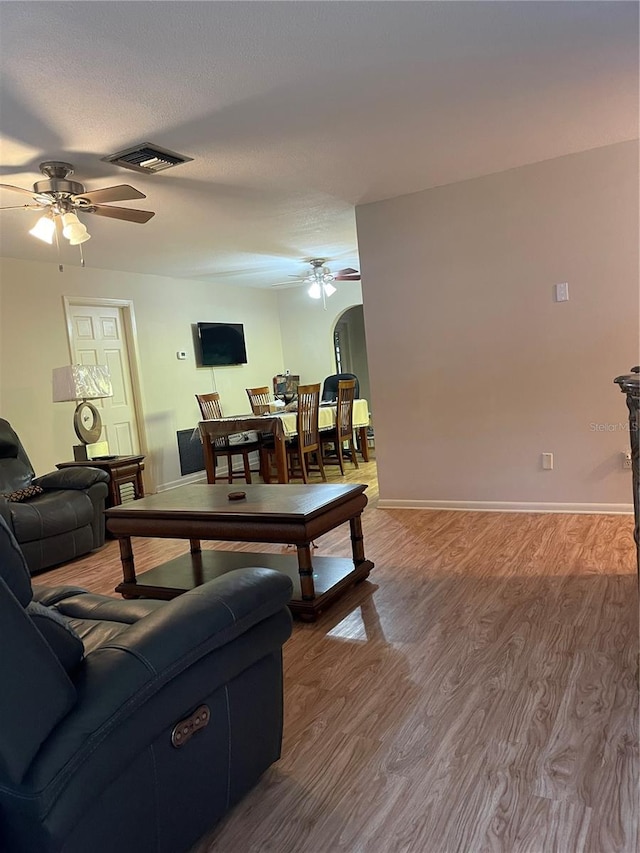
[[156, 471, 207, 492], [156, 453, 261, 493], [376, 499, 634, 515]]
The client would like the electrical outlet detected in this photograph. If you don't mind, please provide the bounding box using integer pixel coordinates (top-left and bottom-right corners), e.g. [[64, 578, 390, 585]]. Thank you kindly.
[[622, 451, 632, 469]]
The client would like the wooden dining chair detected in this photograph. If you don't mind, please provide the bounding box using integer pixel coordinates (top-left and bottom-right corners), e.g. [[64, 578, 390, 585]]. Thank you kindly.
[[286, 383, 326, 484], [245, 386, 279, 481], [246, 386, 273, 415], [195, 392, 260, 484], [320, 379, 359, 475]]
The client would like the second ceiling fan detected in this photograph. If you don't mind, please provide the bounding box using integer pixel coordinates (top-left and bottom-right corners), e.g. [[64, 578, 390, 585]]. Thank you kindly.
[[274, 259, 361, 306]]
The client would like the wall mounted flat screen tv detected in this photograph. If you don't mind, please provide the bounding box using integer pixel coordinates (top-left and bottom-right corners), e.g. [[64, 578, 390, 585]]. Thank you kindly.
[[197, 322, 248, 366]]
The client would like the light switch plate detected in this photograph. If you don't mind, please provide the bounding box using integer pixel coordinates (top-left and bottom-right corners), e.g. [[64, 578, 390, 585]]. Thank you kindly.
[[555, 282, 569, 302]]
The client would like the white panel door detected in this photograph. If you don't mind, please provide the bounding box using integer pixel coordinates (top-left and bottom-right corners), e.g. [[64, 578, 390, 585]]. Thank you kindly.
[[69, 305, 140, 455]]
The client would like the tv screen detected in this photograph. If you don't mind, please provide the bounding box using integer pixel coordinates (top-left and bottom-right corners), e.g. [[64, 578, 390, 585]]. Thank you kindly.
[[197, 322, 247, 366]]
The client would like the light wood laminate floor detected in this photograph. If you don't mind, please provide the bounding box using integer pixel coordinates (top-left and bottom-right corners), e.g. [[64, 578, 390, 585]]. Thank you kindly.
[[40, 458, 638, 852]]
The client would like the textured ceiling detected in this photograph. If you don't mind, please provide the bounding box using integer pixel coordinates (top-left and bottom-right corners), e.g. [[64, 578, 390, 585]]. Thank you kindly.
[[0, 1, 637, 288]]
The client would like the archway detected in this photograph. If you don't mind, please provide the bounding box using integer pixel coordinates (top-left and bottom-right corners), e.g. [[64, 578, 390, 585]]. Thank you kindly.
[[333, 304, 372, 419]]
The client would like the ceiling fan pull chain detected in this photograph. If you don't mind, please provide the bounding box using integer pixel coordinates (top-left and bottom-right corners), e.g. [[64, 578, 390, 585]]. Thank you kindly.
[[79, 242, 85, 268], [53, 222, 64, 273]]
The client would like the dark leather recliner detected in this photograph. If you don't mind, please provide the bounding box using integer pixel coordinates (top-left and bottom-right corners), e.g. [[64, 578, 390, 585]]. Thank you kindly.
[[0, 418, 109, 574], [0, 515, 293, 853], [321, 372, 360, 402]]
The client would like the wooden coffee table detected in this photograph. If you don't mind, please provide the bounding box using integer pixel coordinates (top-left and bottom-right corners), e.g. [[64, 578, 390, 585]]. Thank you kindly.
[[106, 483, 374, 621]]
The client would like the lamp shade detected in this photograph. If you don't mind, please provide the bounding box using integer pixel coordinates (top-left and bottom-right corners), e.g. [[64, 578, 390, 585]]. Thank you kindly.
[[52, 365, 113, 402]]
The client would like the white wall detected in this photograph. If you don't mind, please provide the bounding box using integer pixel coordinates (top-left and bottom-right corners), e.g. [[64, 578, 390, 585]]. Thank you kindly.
[[0, 258, 285, 488], [356, 140, 639, 510]]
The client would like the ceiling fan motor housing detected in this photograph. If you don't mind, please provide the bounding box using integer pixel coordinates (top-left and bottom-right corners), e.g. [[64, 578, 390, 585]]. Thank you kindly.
[[34, 162, 86, 199], [33, 178, 86, 197]]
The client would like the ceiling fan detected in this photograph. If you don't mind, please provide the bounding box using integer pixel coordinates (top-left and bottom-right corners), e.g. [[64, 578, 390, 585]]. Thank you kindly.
[[0, 161, 155, 257], [273, 259, 361, 307]]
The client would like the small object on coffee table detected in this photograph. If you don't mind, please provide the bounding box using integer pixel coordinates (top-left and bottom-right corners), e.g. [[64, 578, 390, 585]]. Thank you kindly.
[[228, 490, 246, 501]]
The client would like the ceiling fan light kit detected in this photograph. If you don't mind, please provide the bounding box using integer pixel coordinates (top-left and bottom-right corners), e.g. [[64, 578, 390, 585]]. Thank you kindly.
[[61, 212, 90, 243], [0, 160, 154, 268], [272, 259, 361, 306], [28, 213, 55, 244], [305, 259, 336, 305]]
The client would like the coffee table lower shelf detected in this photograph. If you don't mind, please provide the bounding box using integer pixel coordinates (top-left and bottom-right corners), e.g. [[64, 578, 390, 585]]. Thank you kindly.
[[115, 550, 373, 621]]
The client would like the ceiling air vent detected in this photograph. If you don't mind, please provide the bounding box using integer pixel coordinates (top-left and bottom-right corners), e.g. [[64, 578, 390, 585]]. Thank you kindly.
[[102, 143, 193, 174]]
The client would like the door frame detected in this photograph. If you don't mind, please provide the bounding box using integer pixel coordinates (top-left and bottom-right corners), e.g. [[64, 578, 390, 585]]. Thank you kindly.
[[62, 296, 150, 482]]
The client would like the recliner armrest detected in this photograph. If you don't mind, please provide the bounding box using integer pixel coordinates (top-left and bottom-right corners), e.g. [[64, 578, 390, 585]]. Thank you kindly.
[[102, 566, 292, 671], [35, 468, 110, 491], [25, 568, 292, 791]]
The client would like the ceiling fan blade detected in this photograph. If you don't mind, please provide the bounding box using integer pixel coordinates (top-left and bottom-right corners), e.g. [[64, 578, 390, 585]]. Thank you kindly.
[[74, 185, 146, 204], [336, 267, 359, 276], [88, 204, 155, 224], [0, 203, 42, 210], [334, 274, 361, 281], [0, 183, 35, 197]]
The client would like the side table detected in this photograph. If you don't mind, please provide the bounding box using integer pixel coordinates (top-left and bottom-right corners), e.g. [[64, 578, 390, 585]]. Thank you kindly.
[[56, 455, 145, 508]]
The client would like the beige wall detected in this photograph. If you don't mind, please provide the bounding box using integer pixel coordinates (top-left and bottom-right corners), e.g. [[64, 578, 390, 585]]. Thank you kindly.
[[356, 140, 639, 510], [0, 258, 285, 488]]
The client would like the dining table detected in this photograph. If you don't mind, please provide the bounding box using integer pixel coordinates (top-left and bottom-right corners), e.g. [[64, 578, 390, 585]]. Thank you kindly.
[[198, 399, 370, 484]]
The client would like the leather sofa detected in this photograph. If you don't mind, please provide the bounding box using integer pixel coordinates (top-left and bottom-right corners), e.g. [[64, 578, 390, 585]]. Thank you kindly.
[[0, 515, 293, 853], [0, 418, 109, 574]]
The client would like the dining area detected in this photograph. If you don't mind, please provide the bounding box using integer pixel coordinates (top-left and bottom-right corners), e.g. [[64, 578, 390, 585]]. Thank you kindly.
[[197, 373, 372, 486]]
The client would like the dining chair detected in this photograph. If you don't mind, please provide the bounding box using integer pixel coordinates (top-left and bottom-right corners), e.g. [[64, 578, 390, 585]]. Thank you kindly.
[[286, 383, 327, 484], [195, 392, 260, 484], [321, 372, 360, 402], [246, 386, 273, 415], [245, 386, 278, 481], [320, 378, 359, 475]]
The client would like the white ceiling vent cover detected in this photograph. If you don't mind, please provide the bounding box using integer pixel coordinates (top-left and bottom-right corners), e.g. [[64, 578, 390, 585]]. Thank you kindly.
[[102, 143, 193, 174]]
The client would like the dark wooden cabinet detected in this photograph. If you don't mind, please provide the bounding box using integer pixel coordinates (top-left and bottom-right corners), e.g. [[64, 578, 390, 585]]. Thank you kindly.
[[614, 368, 639, 572]]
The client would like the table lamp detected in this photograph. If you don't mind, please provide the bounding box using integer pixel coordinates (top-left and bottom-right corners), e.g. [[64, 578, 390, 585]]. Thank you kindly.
[[52, 364, 113, 460]]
